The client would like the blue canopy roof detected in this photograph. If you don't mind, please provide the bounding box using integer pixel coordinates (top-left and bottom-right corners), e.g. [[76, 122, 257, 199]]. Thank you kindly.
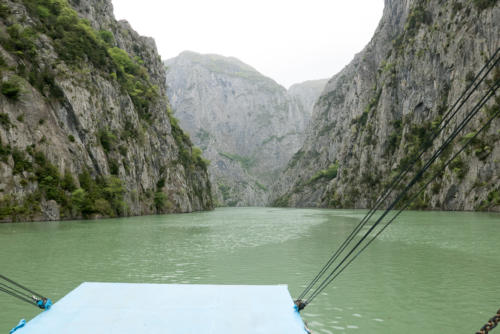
[[16, 282, 308, 334]]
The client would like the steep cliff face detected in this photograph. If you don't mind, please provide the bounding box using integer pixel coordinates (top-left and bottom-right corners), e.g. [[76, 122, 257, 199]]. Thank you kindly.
[[0, 0, 213, 222], [272, 0, 500, 211], [165, 51, 326, 206]]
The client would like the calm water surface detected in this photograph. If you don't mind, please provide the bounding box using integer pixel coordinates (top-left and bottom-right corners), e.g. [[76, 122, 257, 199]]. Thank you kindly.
[[0, 208, 498, 333]]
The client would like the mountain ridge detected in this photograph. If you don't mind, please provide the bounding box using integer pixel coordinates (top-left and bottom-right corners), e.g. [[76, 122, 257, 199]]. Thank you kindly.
[[165, 51, 327, 206]]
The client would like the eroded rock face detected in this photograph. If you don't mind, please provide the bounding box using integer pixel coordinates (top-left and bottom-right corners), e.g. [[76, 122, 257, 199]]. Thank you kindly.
[[165, 51, 326, 206], [272, 0, 500, 212], [0, 0, 213, 222]]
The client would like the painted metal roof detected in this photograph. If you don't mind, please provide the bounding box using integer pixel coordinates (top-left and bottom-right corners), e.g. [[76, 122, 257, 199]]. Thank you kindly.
[[16, 282, 308, 334]]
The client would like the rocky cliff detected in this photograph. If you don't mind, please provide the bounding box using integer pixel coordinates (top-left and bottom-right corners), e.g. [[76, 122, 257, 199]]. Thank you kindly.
[[0, 0, 213, 222], [165, 51, 326, 206], [272, 0, 500, 211]]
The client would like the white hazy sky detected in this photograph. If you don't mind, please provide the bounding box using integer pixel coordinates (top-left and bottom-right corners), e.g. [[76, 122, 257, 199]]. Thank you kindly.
[[112, 0, 384, 88]]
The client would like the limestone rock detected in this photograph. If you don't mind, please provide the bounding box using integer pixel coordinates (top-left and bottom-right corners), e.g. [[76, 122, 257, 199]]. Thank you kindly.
[[0, 0, 213, 222], [272, 0, 500, 212], [165, 51, 326, 206]]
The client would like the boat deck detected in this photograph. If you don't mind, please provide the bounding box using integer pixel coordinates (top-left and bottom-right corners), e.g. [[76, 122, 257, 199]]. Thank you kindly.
[[15, 282, 308, 334]]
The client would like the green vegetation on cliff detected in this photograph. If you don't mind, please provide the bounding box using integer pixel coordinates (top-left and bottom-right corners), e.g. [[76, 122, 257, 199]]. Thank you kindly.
[[0, 147, 126, 221], [168, 109, 209, 172], [272, 0, 499, 212], [0, 0, 213, 221], [1, 0, 158, 115], [307, 162, 339, 184], [219, 152, 255, 170]]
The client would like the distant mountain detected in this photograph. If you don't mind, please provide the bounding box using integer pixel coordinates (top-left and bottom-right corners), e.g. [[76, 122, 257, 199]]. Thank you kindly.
[[165, 51, 327, 206], [288, 79, 329, 115]]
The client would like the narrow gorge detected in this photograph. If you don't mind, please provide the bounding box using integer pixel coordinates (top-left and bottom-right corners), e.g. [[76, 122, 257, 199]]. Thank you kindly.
[[0, 0, 498, 222]]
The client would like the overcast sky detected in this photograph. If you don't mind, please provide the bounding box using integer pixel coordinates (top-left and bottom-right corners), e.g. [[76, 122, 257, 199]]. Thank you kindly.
[[112, 0, 384, 88]]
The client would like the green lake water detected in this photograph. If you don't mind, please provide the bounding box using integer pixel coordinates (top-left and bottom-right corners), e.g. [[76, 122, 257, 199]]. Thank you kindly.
[[0, 207, 499, 333]]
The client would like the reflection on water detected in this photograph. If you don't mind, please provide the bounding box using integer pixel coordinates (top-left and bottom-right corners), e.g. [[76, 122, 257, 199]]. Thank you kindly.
[[0, 208, 498, 333]]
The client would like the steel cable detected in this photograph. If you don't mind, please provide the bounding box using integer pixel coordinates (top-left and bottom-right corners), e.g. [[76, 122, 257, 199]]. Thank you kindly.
[[297, 47, 500, 301], [305, 83, 500, 304]]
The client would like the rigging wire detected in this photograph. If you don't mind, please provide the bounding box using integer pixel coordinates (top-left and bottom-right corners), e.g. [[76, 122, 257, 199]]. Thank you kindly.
[[304, 84, 500, 304], [0, 274, 47, 300], [297, 47, 500, 301], [297, 49, 500, 306], [304, 79, 499, 305], [0, 282, 34, 300], [0, 274, 52, 310], [0, 286, 35, 306]]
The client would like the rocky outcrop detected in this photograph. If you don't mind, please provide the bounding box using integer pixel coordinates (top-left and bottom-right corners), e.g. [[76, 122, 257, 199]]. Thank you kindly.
[[0, 0, 213, 222], [165, 51, 326, 206], [272, 0, 500, 211]]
